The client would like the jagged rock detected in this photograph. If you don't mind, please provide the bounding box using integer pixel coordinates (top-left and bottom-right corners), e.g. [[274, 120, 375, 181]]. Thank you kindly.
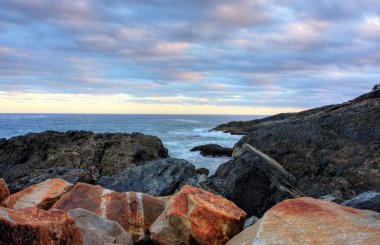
[[52, 182, 165, 243], [373, 84, 380, 90], [0, 131, 168, 193], [341, 191, 380, 213], [0, 207, 82, 244], [214, 89, 380, 199], [97, 158, 204, 196], [190, 144, 233, 157], [68, 208, 133, 245], [2, 178, 73, 210], [150, 185, 246, 245], [0, 178, 9, 202], [227, 197, 380, 245], [204, 144, 303, 217]]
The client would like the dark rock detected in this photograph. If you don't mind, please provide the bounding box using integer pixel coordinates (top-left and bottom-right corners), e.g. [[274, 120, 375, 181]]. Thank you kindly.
[[318, 195, 343, 204], [204, 144, 303, 217], [373, 84, 380, 91], [214, 90, 380, 199], [190, 144, 233, 157], [97, 158, 204, 196], [0, 131, 168, 193], [196, 167, 209, 176], [341, 191, 380, 213]]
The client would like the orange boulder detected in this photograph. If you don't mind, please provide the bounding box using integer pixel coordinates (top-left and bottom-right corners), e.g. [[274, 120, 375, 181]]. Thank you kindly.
[[52, 182, 166, 243], [0, 178, 10, 203], [2, 178, 73, 210], [0, 206, 82, 244], [150, 185, 246, 245], [228, 197, 380, 245]]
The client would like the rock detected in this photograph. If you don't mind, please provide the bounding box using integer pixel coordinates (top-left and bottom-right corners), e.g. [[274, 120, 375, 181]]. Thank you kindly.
[[150, 185, 246, 245], [2, 178, 73, 210], [190, 144, 233, 157], [204, 144, 303, 217], [0, 130, 168, 193], [0, 206, 82, 244], [373, 84, 380, 90], [195, 167, 209, 176], [214, 89, 380, 199], [243, 216, 259, 230], [318, 194, 343, 204], [227, 197, 380, 245], [0, 178, 9, 202], [97, 158, 204, 196], [52, 182, 165, 243], [341, 191, 380, 213], [68, 208, 133, 245]]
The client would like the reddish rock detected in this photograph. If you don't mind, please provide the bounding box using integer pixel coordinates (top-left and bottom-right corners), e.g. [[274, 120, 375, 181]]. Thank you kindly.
[[150, 185, 246, 245], [0, 206, 82, 244], [0, 178, 10, 203], [2, 178, 73, 210], [228, 197, 380, 245], [52, 182, 165, 243]]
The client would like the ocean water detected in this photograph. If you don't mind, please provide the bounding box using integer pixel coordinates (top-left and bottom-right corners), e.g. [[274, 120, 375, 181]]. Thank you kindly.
[[0, 114, 262, 173]]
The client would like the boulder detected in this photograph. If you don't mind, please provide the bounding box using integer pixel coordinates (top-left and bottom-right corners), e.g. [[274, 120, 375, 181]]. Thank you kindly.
[[190, 144, 233, 157], [0, 206, 82, 244], [373, 84, 380, 90], [0, 178, 9, 202], [2, 178, 73, 210], [0, 131, 168, 193], [150, 185, 246, 245], [228, 197, 380, 245], [97, 158, 205, 196], [52, 182, 165, 243], [341, 191, 380, 213], [205, 144, 303, 217], [68, 208, 133, 245]]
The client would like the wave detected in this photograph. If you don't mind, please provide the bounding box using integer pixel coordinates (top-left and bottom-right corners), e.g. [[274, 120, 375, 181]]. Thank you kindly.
[[173, 119, 203, 124]]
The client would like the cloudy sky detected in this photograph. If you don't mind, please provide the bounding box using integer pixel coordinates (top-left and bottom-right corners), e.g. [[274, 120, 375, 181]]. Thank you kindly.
[[0, 0, 379, 114]]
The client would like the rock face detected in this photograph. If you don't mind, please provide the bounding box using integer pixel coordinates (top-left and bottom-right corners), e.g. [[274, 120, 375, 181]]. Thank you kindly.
[[67, 208, 133, 245], [190, 144, 233, 157], [228, 197, 380, 245], [0, 206, 82, 244], [0, 130, 168, 193], [342, 191, 380, 213], [2, 178, 73, 210], [150, 185, 246, 245], [52, 182, 166, 243], [0, 178, 9, 202], [97, 158, 207, 196], [214, 89, 380, 199], [205, 144, 303, 217]]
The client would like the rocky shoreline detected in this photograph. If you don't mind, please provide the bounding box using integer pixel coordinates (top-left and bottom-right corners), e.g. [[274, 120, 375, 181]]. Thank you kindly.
[[0, 88, 379, 244]]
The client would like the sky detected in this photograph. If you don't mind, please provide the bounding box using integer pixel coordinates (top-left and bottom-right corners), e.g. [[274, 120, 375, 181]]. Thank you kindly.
[[0, 0, 379, 114]]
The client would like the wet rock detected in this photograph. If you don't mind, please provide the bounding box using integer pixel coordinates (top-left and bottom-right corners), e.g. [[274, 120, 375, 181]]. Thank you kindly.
[[0, 206, 82, 244], [52, 182, 165, 243], [150, 185, 246, 245], [2, 178, 73, 210], [228, 197, 380, 245], [190, 144, 233, 157], [341, 191, 380, 213], [68, 208, 133, 245], [0, 178, 9, 202], [0, 131, 168, 193], [97, 158, 203, 196]]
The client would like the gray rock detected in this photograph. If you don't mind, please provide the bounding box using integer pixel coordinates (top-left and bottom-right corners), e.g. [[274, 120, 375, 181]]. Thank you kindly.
[[373, 84, 380, 91], [318, 194, 343, 204], [190, 144, 233, 157], [67, 208, 133, 245], [96, 158, 203, 196], [341, 191, 380, 213], [243, 216, 259, 229]]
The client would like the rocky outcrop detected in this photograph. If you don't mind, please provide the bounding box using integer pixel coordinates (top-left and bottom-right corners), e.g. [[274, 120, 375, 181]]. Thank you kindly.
[[0, 206, 82, 244], [0, 131, 168, 193], [97, 158, 207, 196], [190, 144, 233, 157], [67, 208, 133, 245], [214, 89, 380, 199], [228, 197, 380, 245], [204, 144, 303, 217], [150, 185, 246, 245], [2, 178, 73, 210], [0, 178, 9, 202], [342, 191, 380, 213], [52, 182, 166, 243]]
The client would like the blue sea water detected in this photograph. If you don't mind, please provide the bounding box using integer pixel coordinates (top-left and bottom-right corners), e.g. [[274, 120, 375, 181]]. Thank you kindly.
[[0, 114, 262, 173]]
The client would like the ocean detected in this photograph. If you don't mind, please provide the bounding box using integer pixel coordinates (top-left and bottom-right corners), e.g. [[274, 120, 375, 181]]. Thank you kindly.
[[0, 114, 262, 173]]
